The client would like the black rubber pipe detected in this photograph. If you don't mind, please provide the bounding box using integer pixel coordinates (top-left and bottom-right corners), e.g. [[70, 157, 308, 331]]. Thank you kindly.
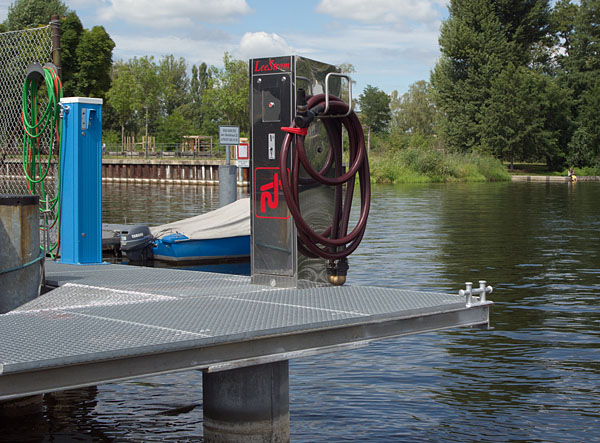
[[279, 93, 370, 260]]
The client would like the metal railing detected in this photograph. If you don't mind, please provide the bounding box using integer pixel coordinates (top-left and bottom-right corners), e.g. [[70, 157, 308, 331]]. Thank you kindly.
[[102, 143, 227, 159]]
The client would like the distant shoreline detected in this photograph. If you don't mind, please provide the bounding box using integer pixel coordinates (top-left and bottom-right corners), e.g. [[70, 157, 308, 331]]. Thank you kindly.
[[511, 175, 600, 182]]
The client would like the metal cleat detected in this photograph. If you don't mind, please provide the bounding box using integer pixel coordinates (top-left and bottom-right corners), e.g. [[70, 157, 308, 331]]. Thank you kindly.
[[459, 280, 493, 306]]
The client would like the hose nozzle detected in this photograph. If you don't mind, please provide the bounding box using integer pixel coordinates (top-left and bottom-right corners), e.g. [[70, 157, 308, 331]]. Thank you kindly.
[[327, 258, 349, 286]]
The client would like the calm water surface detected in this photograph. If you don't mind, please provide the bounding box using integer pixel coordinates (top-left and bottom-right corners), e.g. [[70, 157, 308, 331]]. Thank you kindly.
[[3, 181, 599, 442]]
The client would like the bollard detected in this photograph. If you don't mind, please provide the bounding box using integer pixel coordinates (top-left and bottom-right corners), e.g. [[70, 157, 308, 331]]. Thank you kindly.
[[0, 194, 42, 313], [203, 360, 290, 442], [219, 164, 238, 207]]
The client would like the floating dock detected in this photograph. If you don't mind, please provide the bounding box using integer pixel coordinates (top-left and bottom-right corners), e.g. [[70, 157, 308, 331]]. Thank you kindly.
[[0, 262, 491, 440], [0, 262, 491, 400]]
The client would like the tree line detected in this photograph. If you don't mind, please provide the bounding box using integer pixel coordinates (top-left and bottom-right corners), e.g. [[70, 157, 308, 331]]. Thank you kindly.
[[431, 0, 599, 171], [348, 0, 600, 172], [3, 0, 599, 170], [2, 0, 249, 149]]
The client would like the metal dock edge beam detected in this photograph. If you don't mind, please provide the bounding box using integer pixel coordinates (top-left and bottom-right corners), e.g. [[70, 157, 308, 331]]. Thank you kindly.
[[0, 303, 490, 401]]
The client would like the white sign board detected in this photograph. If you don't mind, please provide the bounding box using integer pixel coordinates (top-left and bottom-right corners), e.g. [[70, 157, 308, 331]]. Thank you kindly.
[[237, 143, 249, 168], [219, 125, 240, 146]]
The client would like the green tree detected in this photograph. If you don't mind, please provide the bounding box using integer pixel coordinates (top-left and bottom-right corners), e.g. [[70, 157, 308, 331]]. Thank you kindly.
[[336, 63, 355, 74], [156, 108, 193, 145], [158, 55, 189, 117], [358, 85, 390, 134], [431, 0, 513, 152], [551, 0, 579, 59], [568, 80, 600, 167], [358, 85, 391, 152], [132, 56, 160, 138], [191, 65, 200, 105], [4, 0, 68, 30], [539, 76, 573, 169], [432, 0, 552, 154], [60, 12, 83, 96], [561, 0, 600, 167], [493, 0, 551, 64], [107, 61, 139, 149], [73, 26, 114, 99], [481, 64, 544, 168], [391, 81, 437, 136], [201, 53, 249, 135], [189, 62, 210, 130]]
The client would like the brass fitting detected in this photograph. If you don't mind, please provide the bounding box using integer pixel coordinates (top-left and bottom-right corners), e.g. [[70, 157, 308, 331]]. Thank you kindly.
[[327, 274, 346, 286], [327, 258, 348, 286]]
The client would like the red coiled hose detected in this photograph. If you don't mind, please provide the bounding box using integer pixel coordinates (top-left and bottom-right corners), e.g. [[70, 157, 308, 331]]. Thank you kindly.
[[279, 93, 370, 262]]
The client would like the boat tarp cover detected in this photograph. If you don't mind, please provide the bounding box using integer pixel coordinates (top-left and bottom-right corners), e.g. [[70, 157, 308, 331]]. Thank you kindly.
[[150, 198, 250, 240]]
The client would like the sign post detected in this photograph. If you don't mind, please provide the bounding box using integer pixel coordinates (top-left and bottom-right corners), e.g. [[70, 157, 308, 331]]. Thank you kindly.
[[218, 126, 240, 206]]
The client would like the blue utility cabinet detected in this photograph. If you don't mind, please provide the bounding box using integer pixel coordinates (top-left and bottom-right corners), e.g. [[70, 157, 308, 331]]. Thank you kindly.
[[59, 97, 103, 264]]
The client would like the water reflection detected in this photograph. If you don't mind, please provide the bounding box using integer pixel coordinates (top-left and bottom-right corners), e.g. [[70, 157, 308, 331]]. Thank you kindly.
[[2, 182, 598, 442], [292, 182, 600, 442], [102, 183, 249, 226]]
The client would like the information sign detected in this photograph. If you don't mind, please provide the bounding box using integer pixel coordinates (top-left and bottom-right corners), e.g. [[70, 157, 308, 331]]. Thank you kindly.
[[219, 125, 240, 146], [237, 142, 249, 168]]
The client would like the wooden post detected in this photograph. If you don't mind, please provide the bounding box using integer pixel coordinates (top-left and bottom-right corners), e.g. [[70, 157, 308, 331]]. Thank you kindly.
[[50, 15, 61, 79]]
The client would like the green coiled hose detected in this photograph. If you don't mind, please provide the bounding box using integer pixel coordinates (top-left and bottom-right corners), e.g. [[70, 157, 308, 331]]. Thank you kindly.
[[21, 63, 63, 257]]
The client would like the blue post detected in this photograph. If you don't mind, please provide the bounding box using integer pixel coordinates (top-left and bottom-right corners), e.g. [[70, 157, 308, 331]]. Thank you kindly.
[[59, 97, 103, 264]]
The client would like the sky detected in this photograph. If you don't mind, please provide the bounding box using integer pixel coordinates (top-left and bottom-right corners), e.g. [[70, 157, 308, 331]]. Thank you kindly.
[[0, 0, 450, 96]]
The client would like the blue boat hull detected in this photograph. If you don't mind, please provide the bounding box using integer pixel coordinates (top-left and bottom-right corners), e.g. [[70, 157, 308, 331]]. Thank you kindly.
[[152, 234, 250, 263]]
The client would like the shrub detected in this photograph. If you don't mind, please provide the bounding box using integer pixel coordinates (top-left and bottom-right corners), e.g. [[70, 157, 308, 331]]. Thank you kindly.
[[368, 145, 510, 184]]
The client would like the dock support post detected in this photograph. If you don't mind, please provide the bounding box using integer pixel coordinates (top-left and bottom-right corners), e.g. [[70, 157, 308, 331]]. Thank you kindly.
[[202, 360, 290, 443], [219, 164, 237, 207], [0, 195, 41, 314]]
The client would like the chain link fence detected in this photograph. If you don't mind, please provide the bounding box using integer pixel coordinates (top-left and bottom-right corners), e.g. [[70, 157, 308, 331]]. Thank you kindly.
[[0, 25, 59, 252], [0, 25, 54, 197]]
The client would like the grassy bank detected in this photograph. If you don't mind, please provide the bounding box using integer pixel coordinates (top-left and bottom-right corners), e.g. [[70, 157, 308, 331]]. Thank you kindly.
[[368, 146, 511, 184]]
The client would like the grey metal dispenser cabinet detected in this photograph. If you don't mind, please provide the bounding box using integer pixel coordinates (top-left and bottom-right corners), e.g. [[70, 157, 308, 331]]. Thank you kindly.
[[250, 55, 367, 288]]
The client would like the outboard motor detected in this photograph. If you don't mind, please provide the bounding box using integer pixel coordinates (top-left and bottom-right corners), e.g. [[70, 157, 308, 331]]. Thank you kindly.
[[120, 225, 154, 262]]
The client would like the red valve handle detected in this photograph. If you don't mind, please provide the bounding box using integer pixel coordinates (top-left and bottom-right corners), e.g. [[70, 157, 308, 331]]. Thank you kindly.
[[280, 126, 307, 136]]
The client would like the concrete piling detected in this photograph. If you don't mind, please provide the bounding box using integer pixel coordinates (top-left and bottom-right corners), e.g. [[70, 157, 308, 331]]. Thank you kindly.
[[203, 361, 290, 443], [0, 194, 43, 416], [0, 194, 42, 314]]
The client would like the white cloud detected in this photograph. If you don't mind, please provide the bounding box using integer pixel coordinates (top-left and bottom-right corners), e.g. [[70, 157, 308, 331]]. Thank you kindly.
[[67, 0, 103, 7], [0, 0, 12, 21], [282, 22, 441, 93], [98, 0, 252, 28], [316, 0, 442, 25], [291, 23, 440, 63], [237, 32, 294, 60], [112, 34, 229, 67]]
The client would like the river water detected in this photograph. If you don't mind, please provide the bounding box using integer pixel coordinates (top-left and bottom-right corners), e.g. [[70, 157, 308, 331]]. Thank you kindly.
[[3, 181, 599, 442]]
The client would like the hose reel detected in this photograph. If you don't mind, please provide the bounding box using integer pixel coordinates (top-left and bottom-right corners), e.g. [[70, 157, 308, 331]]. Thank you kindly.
[[279, 82, 371, 285], [22, 62, 63, 258]]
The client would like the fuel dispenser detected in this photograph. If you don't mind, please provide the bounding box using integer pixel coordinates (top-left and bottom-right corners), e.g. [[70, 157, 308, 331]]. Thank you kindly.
[[250, 56, 370, 288]]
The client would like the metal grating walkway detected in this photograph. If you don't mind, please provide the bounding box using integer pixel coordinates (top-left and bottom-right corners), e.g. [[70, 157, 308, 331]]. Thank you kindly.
[[0, 262, 491, 400]]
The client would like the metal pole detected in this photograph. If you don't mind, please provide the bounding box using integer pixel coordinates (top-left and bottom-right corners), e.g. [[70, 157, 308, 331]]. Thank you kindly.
[[145, 107, 148, 159], [50, 15, 61, 80]]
